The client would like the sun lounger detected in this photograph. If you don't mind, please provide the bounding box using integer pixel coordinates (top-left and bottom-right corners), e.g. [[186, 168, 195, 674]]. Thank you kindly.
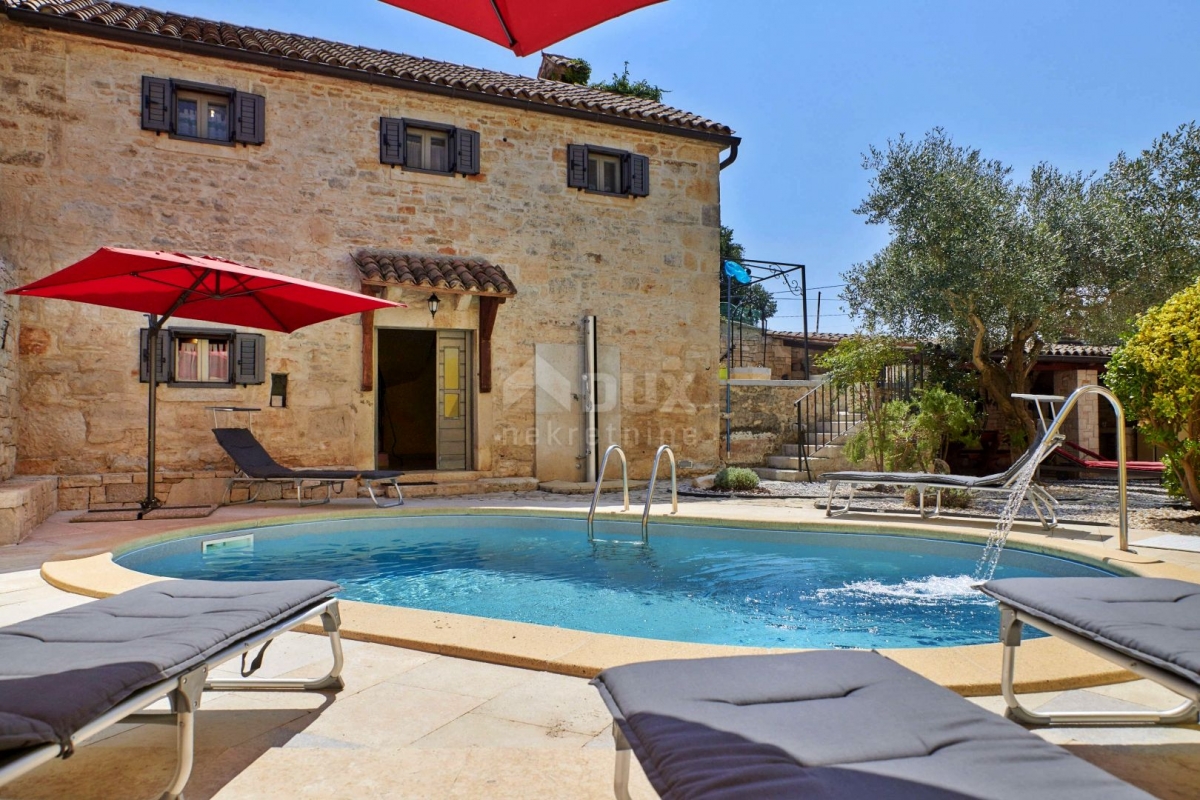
[[592, 650, 1151, 799], [0, 578, 343, 799], [822, 428, 1064, 529], [1051, 440, 1164, 474], [214, 427, 406, 507], [979, 577, 1200, 726]]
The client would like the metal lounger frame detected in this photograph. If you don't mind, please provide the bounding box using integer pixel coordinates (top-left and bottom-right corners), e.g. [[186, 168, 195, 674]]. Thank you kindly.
[[825, 476, 1061, 529], [998, 603, 1200, 726], [223, 473, 404, 508], [0, 598, 345, 800]]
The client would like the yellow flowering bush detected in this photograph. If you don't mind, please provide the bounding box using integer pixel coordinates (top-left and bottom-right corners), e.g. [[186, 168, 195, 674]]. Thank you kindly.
[[1106, 277, 1200, 509]]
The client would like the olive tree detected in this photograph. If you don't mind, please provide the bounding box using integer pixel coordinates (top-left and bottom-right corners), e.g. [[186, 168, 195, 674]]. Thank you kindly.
[[844, 127, 1200, 443], [1106, 277, 1200, 509]]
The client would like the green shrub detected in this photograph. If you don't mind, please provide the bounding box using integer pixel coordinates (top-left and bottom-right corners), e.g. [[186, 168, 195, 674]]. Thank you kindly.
[[1107, 276, 1200, 509], [714, 467, 760, 492], [816, 336, 909, 471]]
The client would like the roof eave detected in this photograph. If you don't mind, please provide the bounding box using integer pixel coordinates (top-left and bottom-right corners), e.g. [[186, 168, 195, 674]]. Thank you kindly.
[[361, 278, 516, 299], [5, 7, 739, 147]]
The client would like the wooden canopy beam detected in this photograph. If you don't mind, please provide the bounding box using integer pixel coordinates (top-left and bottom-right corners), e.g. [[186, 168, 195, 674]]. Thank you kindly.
[[478, 296, 504, 393]]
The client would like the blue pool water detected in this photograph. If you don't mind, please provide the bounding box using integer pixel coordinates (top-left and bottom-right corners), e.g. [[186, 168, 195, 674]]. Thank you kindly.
[[116, 515, 1112, 649]]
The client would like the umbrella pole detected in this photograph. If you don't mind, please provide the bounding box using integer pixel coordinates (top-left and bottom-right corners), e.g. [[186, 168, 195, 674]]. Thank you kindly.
[[144, 315, 162, 513]]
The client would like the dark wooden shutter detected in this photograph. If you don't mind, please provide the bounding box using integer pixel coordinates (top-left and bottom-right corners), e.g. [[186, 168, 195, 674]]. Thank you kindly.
[[233, 333, 266, 384], [454, 128, 481, 175], [232, 91, 265, 144], [138, 328, 171, 383], [380, 117, 404, 165], [141, 76, 172, 133], [629, 153, 650, 197], [567, 144, 589, 188]]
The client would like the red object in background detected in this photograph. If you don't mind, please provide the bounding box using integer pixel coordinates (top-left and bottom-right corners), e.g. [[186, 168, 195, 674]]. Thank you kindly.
[[7, 247, 404, 514], [7, 247, 402, 333], [378, 0, 666, 57]]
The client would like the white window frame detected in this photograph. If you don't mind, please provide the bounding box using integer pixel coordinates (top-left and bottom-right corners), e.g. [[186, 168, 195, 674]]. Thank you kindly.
[[587, 152, 622, 194], [174, 90, 231, 142], [404, 126, 451, 172], [173, 334, 232, 384]]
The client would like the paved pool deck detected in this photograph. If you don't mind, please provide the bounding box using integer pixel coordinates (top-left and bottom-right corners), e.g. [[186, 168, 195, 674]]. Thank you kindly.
[[3, 491, 1200, 798]]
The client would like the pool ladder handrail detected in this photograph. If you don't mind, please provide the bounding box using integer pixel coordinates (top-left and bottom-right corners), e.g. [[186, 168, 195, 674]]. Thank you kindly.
[[641, 445, 678, 541], [1011, 385, 1130, 551], [587, 445, 629, 542]]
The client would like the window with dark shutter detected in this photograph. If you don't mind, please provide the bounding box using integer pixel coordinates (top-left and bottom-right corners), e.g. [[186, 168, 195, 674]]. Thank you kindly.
[[232, 92, 265, 145], [137, 328, 264, 387], [567, 144, 589, 189], [140, 76, 265, 146], [568, 145, 649, 197], [455, 129, 481, 175], [380, 117, 480, 176], [141, 76, 172, 133], [380, 117, 404, 166], [233, 333, 266, 385], [629, 154, 650, 197], [138, 328, 171, 383]]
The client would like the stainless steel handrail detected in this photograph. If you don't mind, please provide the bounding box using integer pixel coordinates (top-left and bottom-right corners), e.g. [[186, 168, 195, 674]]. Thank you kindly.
[[587, 444, 629, 541], [641, 445, 678, 542], [1012, 386, 1130, 551]]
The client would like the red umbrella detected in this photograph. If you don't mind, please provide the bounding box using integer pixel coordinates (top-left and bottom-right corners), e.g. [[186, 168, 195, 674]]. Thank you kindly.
[[378, 0, 666, 57], [7, 247, 404, 514]]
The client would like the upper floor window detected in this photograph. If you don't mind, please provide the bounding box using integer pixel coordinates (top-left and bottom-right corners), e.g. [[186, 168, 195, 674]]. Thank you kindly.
[[588, 151, 622, 193], [140, 327, 265, 387], [567, 144, 649, 197], [380, 117, 480, 175], [141, 76, 265, 146], [175, 91, 230, 142]]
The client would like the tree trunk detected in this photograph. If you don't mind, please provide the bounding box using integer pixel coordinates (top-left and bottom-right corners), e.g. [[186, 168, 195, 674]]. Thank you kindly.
[[967, 313, 1038, 447], [1179, 457, 1200, 511]]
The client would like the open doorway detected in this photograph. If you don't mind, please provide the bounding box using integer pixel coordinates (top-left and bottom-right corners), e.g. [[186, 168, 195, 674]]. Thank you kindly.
[[377, 328, 472, 471]]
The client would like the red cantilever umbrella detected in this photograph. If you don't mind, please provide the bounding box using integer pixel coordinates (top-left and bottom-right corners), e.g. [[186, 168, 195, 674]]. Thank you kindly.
[[7, 247, 404, 514], [378, 0, 666, 57]]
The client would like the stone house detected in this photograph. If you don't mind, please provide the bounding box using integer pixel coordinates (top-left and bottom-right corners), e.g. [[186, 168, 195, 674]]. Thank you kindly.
[[0, 1, 739, 511]]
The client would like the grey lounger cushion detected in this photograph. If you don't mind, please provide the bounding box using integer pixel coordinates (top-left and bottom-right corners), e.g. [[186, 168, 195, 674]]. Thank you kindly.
[[0, 579, 338, 754], [979, 577, 1200, 686], [593, 650, 1150, 799]]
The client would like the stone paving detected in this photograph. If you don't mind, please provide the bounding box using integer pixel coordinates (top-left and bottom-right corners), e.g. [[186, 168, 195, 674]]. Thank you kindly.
[[3, 492, 1200, 798]]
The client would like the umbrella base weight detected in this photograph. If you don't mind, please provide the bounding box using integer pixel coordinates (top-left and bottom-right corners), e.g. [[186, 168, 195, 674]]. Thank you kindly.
[[71, 504, 219, 523]]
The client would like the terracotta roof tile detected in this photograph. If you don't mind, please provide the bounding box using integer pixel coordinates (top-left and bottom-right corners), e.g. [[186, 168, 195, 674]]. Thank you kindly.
[[354, 251, 516, 297], [1041, 342, 1116, 358], [4, 0, 733, 138]]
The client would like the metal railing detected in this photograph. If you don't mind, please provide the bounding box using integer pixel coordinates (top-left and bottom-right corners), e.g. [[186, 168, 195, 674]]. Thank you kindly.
[[793, 364, 920, 461], [641, 445, 678, 542], [587, 445, 629, 542]]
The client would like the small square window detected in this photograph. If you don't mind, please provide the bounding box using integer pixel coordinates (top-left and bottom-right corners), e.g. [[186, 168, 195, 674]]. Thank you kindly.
[[587, 153, 622, 193], [404, 126, 450, 172], [379, 118, 480, 176], [140, 327, 265, 387], [175, 91, 231, 142], [175, 336, 231, 383], [142, 77, 265, 146], [567, 144, 649, 197]]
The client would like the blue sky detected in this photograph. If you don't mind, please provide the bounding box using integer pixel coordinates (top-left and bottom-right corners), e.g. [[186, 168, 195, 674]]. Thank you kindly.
[[161, 0, 1200, 333]]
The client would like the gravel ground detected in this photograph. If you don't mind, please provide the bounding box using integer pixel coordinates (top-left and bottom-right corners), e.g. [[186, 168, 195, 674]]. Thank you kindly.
[[683, 478, 1200, 535]]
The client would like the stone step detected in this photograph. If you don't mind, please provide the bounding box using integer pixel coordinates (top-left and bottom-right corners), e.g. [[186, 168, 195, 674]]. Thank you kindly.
[[767, 455, 799, 469], [751, 467, 803, 482]]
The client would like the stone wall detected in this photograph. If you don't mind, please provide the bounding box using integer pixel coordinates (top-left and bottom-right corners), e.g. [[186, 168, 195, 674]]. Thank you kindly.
[[0, 20, 726, 487], [720, 380, 815, 465], [0, 256, 16, 480]]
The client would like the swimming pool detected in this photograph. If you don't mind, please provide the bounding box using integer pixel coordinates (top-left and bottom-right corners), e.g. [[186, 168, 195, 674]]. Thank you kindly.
[[116, 514, 1112, 649]]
